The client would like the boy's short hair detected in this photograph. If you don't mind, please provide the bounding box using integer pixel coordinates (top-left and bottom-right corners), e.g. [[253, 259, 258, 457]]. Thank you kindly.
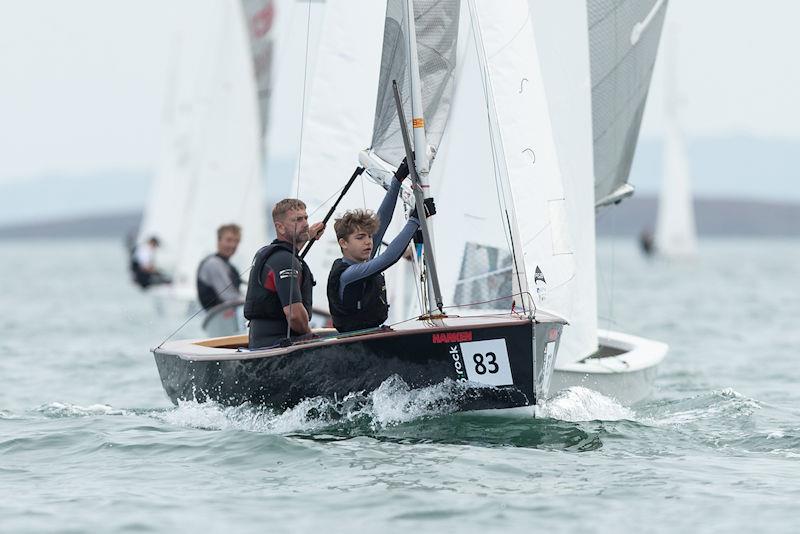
[[272, 198, 306, 222], [334, 209, 380, 240], [217, 223, 241, 240]]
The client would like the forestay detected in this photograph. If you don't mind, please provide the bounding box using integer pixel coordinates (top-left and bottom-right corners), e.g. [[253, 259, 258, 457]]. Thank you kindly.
[[588, 0, 667, 207]]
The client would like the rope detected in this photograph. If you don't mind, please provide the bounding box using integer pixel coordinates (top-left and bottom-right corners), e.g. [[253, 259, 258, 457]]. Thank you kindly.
[[157, 264, 253, 349]]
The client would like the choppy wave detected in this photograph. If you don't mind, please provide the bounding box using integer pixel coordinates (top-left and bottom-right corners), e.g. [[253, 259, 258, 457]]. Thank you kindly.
[[35, 402, 128, 418], [537, 386, 636, 422], [150, 376, 469, 435], [643, 387, 762, 427]]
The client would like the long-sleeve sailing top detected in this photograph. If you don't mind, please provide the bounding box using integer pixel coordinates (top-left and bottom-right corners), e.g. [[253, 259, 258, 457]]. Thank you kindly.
[[338, 179, 419, 302]]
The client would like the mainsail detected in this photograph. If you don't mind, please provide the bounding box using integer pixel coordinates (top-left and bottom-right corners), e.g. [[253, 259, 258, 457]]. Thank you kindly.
[[588, 0, 667, 207], [370, 0, 460, 168]]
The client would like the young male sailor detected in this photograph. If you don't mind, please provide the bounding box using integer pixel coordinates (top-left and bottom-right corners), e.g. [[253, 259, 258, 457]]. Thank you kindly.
[[327, 161, 430, 333], [244, 200, 325, 349], [196, 224, 243, 310]]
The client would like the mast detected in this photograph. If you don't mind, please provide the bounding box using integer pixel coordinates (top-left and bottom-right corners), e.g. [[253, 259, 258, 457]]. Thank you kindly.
[[403, 0, 442, 314]]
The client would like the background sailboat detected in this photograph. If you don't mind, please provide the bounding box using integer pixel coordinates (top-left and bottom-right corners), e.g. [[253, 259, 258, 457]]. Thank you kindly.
[[654, 26, 698, 257], [535, 0, 669, 404], [137, 0, 268, 312]]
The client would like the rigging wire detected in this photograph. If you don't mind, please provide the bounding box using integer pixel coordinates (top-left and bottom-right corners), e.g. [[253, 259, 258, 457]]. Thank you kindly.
[[285, 0, 314, 342]]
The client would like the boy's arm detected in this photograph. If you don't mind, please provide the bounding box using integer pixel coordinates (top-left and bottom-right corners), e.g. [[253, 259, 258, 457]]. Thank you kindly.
[[340, 217, 420, 300], [371, 178, 402, 257]]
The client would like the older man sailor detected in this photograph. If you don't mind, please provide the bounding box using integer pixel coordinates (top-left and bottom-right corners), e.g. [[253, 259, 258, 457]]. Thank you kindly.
[[244, 199, 325, 349]]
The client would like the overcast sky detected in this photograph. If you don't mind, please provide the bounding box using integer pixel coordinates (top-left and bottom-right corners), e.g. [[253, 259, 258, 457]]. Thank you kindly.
[[0, 0, 798, 183]]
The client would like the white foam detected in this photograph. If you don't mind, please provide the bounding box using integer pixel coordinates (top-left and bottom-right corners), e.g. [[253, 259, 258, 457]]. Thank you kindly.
[[536, 386, 635, 422], [151, 376, 469, 434], [36, 402, 126, 417]]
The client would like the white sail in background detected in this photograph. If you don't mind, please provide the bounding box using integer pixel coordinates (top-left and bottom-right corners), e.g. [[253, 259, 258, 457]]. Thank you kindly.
[[655, 102, 697, 256], [139, 0, 267, 300], [240, 0, 276, 136], [261, 0, 327, 212]]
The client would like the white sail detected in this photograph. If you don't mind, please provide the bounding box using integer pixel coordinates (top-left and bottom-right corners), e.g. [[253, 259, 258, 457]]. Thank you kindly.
[[261, 0, 327, 212], [655, 105, 697, 257], [466, 0, 576, 319], [139, 0, 268, 300], [528, 0, 598, 363], [292, 0, 390, 316], [588, 0, 667, 207]]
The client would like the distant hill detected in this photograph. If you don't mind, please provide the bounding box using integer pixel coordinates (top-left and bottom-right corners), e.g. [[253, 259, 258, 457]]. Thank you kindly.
[[1, 197, 798, 239], [596, 196, 800, 237], [0, 212, 141, 240], [0, 170, 149, 226]]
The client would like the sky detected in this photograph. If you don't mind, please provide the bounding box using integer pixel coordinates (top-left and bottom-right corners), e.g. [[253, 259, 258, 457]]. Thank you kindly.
[[0, 0, 798, 188]]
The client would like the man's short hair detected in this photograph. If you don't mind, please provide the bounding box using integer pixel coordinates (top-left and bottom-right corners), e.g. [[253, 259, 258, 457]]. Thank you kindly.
[[217, 223, 241, 241], [272, 198, 306, 223], [334, 209, 380, 240]]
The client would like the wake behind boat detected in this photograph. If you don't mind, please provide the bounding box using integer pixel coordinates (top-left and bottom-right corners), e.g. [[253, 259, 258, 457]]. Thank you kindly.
[[154, 313, 564, 413]]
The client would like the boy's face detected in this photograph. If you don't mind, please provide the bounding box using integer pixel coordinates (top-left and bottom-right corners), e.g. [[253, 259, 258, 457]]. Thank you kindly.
[[339, 227, 373, 262]]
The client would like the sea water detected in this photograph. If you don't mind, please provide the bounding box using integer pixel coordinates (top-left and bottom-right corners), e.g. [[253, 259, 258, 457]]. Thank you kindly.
[[1, 237, 798, 533]]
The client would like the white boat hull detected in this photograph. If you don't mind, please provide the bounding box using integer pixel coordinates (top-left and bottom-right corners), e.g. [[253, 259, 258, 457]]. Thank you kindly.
[[550, 329, 668, 405]]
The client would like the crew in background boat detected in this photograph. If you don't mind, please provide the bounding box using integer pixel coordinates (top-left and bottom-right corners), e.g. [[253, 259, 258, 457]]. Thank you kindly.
[[244, 200, 325, 349], [196, 224, 243, 310], [327, 160, 427, 333], [131, 236, 171, 289]]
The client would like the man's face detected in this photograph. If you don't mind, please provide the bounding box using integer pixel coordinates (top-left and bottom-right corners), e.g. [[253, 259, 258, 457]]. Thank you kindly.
[[276, 208, 310, 245], [339, 228, 373, 262], [217, 231, 241, 259]]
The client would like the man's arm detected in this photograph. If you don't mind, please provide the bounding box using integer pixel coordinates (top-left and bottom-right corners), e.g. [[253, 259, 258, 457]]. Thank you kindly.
[[340, 217, 420, 300], [283, 303, 311, 334]]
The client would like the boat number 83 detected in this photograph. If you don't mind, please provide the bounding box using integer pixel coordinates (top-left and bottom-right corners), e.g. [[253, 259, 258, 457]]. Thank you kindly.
[[472, 352, 500, 374]]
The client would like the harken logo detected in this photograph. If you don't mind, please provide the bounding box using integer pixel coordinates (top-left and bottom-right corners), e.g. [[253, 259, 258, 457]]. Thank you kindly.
[[432, 331, 473, 344]]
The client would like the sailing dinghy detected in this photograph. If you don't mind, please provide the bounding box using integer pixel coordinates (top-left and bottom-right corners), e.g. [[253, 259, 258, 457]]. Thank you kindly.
[[153, 0, 572, 414], [138, 0, 269, 333], [534, 0, 669, 404]]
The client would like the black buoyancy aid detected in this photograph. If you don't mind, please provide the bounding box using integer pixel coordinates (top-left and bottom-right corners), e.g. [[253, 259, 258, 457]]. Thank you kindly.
[[327, 258, 389, 333], [196, 254, 242, 310], [244, 240, 314, 321]]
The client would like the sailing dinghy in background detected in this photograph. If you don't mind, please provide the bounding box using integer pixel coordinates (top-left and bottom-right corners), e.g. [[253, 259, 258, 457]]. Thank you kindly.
[[137, 0, 274, 334], [540, 0, 669, 404], [153, 0, 571, 415], [654, 25, 698, 258]]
